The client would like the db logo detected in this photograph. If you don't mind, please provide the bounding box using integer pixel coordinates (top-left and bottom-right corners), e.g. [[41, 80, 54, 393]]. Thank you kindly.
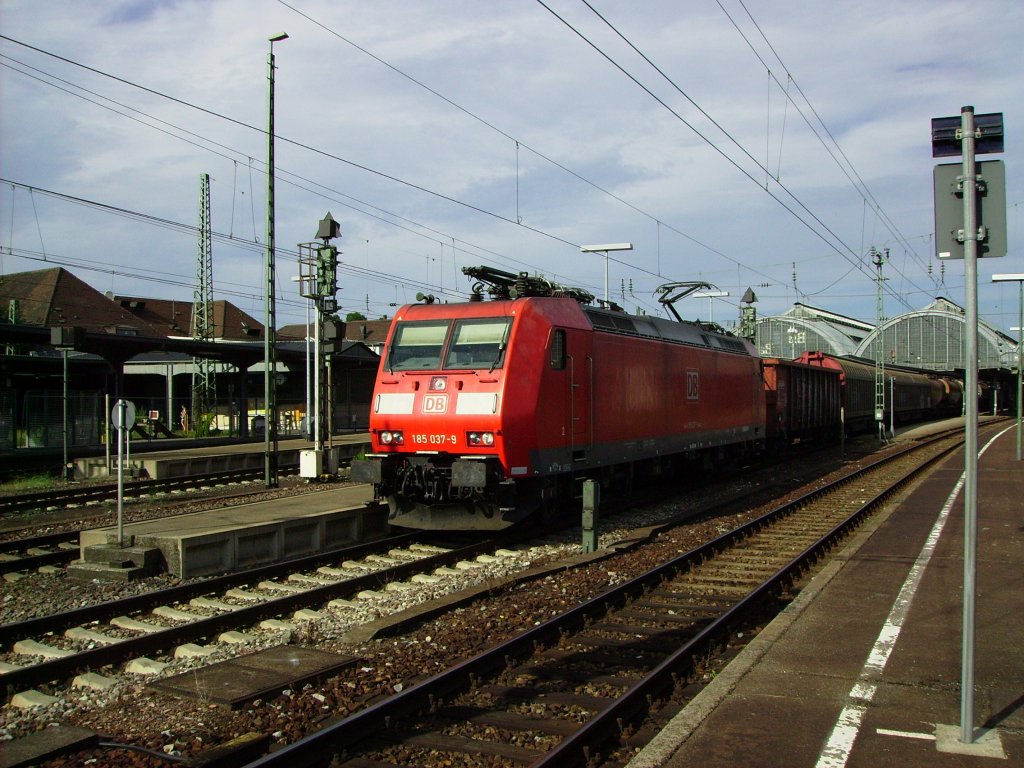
[[686, 370, 699, 401], [422, 394, 449, 414]]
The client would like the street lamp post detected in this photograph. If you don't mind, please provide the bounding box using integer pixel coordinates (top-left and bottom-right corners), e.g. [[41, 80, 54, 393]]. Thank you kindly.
[[264, 31, 287, 488], [580, 243, 633, 306], [993, 273, 1024, 461], [50, 327, 80, 480], [693, 290, 730, 323]]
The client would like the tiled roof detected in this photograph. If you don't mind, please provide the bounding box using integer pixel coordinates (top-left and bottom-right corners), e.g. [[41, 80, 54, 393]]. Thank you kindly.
[[0, 267, 266, 341], [342, 319, 392, 344], [113, 296, 264, 340], [278, 318, 392, 344], [0, 267, 166, 337]]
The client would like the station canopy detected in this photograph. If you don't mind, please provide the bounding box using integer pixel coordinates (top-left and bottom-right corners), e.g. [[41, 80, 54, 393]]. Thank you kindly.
[[755, 298, 1016, 373]]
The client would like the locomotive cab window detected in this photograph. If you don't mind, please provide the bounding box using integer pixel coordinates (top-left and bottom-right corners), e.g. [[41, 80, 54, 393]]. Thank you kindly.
[[388, 320, 450, 371], [550, 329, 566, 370], [443, 318, 511, 370]]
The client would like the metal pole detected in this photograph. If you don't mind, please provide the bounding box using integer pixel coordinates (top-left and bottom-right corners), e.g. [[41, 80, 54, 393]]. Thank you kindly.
[[117, 399, 125, 546], [327, 352, 334, 450], [264, 34, 286, 488], [62, 348, 70, 480], [993, 274, 1023, 459], [960, 105, 979, 745], [890, 376, 895, 438], [1017, 281, 1023, 461], [105, 393, 110, 473], [166, 363, 174, 436], [604, 252, 609, 306], [582, 479, 599, 553], [126, 402, 132, 470], [314, 305, 321, 452], [305, 297, 311, 441]]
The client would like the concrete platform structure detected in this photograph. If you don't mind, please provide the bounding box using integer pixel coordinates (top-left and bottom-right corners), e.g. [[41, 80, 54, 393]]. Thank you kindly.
[[631, 419, 1023, 767], [77, 483, 386, 578], [73, 433, 371, 479]]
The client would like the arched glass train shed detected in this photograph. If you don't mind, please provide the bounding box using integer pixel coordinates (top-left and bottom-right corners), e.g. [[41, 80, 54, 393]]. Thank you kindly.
[[854, 298, 1009, 372], [754, 303, 872, 359], [755, 298, 1017, 374]]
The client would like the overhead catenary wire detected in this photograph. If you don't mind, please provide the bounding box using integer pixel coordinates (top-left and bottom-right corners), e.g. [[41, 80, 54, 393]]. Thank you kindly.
[[0, 51, 595, 302], [0, 34, 664, 311], [0, 36, 573, 251], [553, 0, 933, 314], [720, 0, 932, 278], [0, 180, 447, 318], [1, 23, 842, 318], [0, 10, 971, 328], [277, 0, 801, 301]]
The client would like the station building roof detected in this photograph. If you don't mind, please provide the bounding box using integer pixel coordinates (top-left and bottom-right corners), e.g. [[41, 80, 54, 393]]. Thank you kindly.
[[279, 318, 392, 354], [754, 303, 872, 359], [855, 297, 1016, 372], [2, 267, 167, 338], [0, 267, 378, 370], [110, 294, 265, 341], [754, 297, 1018, 372]]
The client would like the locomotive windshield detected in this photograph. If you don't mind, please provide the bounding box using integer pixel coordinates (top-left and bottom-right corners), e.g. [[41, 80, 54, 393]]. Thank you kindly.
[[387, 317, 512, 371], [443, 318, 511, 370], [388, 321, 449, 371]]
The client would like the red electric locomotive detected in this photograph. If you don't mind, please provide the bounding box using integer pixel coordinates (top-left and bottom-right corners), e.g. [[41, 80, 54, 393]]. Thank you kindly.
[[352, 267, 766, 530]]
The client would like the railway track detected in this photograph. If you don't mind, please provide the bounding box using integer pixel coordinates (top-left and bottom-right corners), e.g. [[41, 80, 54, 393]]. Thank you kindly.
[[0, 466, 301, 519], [0, 529, 536, 697], [0, 462, 807, 702], [0, 472, 314, 575], [242, 430, 964, 768], [0, 531, 81, 575]]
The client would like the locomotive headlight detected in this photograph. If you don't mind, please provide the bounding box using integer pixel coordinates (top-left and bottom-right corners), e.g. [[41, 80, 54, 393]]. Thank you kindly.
[[379, 430, 404, 445], [467, 431, 494, 446]]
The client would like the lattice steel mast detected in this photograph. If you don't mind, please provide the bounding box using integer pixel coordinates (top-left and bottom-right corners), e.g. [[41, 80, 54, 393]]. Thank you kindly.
[[191, 172, 214, 433], [872, 247, 888, 442]]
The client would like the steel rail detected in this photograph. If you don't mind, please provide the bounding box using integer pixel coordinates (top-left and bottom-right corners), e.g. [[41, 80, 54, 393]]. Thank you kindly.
[[533, 434, 963, 766], [241, 431, 964, 768], [0, 530, 80, 553], [0, 548, 76, 576], [0, 526, 408, 647], [0, 466, 300, 516], [0, 534, 505, 696]]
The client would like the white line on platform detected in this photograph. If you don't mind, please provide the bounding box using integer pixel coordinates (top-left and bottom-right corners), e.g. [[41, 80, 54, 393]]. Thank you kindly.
[[876, 728, 936, 741], [814, 426, 1013, 768]]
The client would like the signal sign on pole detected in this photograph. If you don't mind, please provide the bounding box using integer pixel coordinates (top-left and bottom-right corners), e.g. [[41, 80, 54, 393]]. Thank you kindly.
[[931, 112, 1004, 156], [933, 159, 1007, 259], [930, 106, 1006, 747]]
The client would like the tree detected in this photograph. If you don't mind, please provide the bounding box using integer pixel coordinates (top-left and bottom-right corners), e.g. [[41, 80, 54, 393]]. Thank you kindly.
[[345, 311, 367, 322]]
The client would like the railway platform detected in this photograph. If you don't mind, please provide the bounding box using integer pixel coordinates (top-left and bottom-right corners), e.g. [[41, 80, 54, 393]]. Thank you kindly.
[[630, 420, 1023, 767], [75, 483, 387, 579], [73, 433, 371, 480]]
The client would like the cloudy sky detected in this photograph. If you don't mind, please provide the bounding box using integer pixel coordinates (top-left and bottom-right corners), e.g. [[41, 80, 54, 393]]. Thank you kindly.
[[1, 0, 1021, 338]]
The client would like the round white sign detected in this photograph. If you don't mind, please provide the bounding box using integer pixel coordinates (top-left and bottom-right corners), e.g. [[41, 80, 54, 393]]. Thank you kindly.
[[111, 399, 137, 430]]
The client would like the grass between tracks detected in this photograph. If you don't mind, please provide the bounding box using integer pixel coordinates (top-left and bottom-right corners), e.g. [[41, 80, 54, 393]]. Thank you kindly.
[[0, 472, 57, 493]]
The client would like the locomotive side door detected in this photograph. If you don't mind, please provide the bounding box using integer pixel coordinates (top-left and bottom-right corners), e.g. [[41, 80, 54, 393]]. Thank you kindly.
[[563, 329, 592, 459]]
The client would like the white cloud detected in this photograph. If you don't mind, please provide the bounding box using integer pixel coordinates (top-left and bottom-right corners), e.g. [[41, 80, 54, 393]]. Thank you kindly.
[[1, 0, 1021, 331]]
